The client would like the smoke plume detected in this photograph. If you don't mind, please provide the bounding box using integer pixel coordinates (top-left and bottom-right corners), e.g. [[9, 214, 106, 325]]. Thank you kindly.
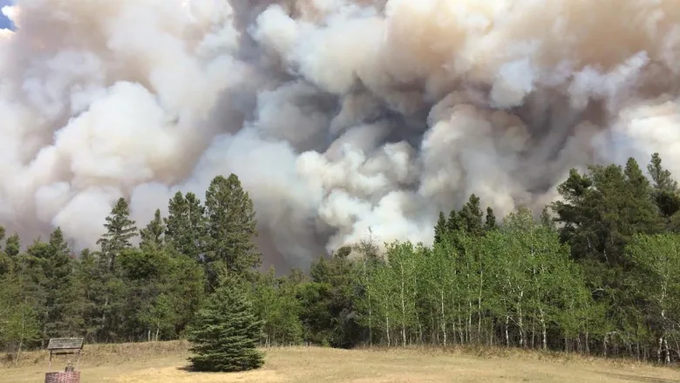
[[1, 0, 679, 270]]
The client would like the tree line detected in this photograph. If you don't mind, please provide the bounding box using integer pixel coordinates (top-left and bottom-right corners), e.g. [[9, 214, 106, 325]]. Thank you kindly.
[[2, 154, 680, 365]]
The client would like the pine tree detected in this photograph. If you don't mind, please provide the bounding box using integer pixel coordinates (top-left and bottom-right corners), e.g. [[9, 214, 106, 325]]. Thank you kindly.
[[540, 206, 556, 230], [460, 194, 484, 236], [623, 158, 664, 236], [648, 153, 677, 192], [187, 279, 264, 372], [166, 251, 205, 337], [93, 198, 136, 341], [446, 210, 462, 234], [485, 207, 497, 232], [647, 153, 680, 219], [0, 226, 10, 276], [5, 233, 20, 258], [434, 211, 447, 244], [2, 237, 43, 356], [74, 249, 105, 342], [97, 198, 138, 271], [164, 192, 207, 261], [34, 228, 81, 338], [204, 174, 261, 287], [140, 209, 165, 251]]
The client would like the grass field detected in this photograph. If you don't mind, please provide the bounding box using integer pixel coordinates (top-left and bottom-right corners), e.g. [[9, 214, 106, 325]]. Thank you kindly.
[[3, 341, 680, 383]]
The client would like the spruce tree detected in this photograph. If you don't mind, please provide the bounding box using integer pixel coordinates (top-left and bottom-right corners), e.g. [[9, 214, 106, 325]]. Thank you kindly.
[[5, 233, 20, 258], [0, 227, 7, 273], [37, 228, 81, 337], [140, 209, 165, 251], [204, 174, 261, 287], [0, 226, 7, 275], [74, 249, 105, 342], [97, 198, 138, 271], [540, 206, 556, 230], [94, 198, 136, 341], [446, 210, 462, 234], [460, 194, 484, 236], [187, 278, 264, 372], [485, 207, 497, 232], [648, 152, 677, 192], [623, 158, 664, 236], [434, 211, 447, 244], [647, 152, 680, 219], [164, 191, 207, 261]]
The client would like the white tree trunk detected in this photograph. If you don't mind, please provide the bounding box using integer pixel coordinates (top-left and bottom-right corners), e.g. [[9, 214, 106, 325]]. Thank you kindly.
[[539, 308, 547, 351], [400, 263, 407, 347], [440, 290, 447, 347], [478, 270, 483, 342], [468, 301, 472, 344], [505, 316, 510, 347], [368, 290, 373, 348]]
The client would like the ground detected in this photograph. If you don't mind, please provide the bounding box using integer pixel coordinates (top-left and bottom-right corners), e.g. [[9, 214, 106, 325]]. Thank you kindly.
[[3, 341, 680, 383]]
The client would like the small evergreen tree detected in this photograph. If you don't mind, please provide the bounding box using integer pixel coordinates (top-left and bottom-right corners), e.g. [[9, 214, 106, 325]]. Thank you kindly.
[[187, 278, 264, 372]]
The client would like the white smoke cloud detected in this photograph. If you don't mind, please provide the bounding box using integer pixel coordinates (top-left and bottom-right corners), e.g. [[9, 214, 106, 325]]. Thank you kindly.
[[1, 0, 680, 269]]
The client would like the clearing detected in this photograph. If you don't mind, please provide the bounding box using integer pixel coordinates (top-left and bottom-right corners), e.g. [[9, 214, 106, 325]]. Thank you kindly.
[[3, 341, 680, 383]]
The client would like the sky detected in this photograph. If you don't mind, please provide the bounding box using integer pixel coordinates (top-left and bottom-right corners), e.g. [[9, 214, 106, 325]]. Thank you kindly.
[[0, 0, 13, 30]]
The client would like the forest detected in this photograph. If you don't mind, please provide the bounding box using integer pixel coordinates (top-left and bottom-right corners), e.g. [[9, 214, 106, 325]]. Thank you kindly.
[[2, 153, 680, 365]]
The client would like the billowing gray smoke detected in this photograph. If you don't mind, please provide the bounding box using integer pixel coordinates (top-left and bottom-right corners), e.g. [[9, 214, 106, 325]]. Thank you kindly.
[[2, 0, 680, 270]]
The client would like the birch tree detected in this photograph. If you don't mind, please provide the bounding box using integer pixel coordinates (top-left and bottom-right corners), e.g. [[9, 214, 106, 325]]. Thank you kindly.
[[626, 233, 680, 364]]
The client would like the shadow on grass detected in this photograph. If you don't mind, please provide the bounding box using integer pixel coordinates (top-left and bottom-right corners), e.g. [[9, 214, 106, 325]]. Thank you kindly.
[[598, 372, 679, 383], [175, 365, 240, 374]]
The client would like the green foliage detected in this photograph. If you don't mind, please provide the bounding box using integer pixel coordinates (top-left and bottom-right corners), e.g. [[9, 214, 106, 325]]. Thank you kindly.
[[73, 249, 102, 342], [0, 241, 43, 359], [625, 233, 680, 363], [204, 174, 261, 289], [97, 198, 138, 271], [459, 194, 484, 236], [446, 210, 462, 234], [4, 158, 680, 364], [250, 269, 303, 346], [140, 209, 165, 251], [647, 153, 680, 233], [187, 279, 264, 372], [485, 207, 497, 232], [434, 211, 447, 244], [5, 234, 20, 257], [553, 160, 663, 266], [164, 191, 207, 261], [36, 228, 82, 338], [297, 249, 362, 348]]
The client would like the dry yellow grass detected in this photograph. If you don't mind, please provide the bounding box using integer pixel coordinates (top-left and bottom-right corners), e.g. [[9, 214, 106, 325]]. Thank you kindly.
[[4, 341, 680, 383]]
